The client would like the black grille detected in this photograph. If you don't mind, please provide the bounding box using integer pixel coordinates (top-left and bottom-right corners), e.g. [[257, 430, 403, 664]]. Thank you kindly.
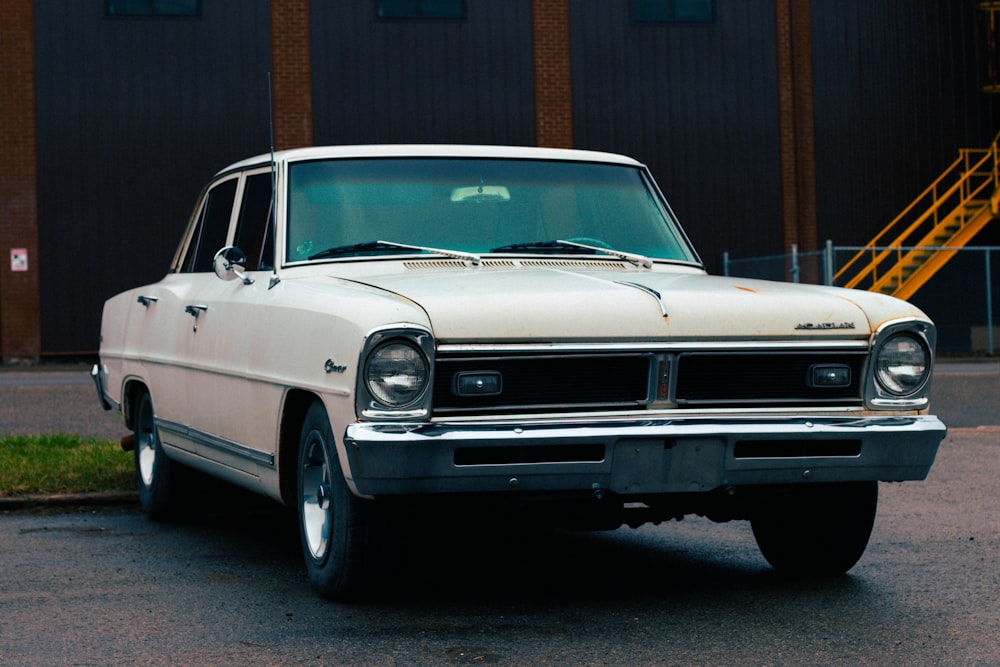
[[433, 354, 652, 415], [455, 444, 606, 466], [674, 352, 865, 406], [733, 440, 862, 459]]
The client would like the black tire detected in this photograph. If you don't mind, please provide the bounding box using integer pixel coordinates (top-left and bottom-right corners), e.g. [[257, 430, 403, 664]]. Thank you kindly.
[[133, 391, 180, 520], [750, 482, 878, 577], [297, 400, 379, 600]]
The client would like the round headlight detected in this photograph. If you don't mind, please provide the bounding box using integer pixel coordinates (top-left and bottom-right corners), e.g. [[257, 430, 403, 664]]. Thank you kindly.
[[364, 340, 428, 407], [875, 334, 929, 396]]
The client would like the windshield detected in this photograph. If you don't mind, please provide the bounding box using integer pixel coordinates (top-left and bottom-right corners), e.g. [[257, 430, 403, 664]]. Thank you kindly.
[[285, 158, 698, 265]]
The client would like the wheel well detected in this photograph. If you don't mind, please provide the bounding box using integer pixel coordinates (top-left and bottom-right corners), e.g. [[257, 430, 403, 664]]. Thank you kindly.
[[278, 389, 320, 506], [121, 380, 149, 432]]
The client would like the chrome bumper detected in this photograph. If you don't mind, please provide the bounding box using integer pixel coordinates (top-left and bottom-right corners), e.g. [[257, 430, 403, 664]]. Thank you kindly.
[[343, 415, 946, 497], [91, 363, 114, 411]]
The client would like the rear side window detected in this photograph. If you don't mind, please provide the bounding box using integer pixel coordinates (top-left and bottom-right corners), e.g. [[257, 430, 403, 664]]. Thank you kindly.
[[182, 178, 237, 273]]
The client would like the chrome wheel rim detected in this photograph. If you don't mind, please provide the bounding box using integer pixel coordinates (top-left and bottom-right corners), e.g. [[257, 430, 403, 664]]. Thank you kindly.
[[137, 401, 157, 489], [301, 432, 332, 562]]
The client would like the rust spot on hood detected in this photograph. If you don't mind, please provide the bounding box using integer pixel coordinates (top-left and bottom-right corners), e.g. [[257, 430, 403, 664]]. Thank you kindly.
[[734, 286, 757, 293]]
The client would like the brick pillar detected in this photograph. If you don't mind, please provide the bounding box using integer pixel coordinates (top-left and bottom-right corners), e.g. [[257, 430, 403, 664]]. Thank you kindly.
[[775, 0, 818, 278], [532, 0, 574, 148], [0, 0, 41, 362], [270, 0, 313, 150]]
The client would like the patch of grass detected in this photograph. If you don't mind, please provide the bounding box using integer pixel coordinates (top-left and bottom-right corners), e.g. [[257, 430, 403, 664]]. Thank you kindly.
[[0, 434, 133, 497]]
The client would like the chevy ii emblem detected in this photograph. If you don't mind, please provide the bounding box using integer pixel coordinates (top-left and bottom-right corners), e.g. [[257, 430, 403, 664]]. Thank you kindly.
[[324, 359, 347, 374], [795, 322, 856, 330]]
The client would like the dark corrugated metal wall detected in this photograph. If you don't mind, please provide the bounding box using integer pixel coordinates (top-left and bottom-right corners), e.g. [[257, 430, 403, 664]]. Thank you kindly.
[[310, 1, 536, 145], [810, 0, 998, 346], [29, 1, 997, 353], [569, 0, 783, 271], [33, 0, 271, 354], [811, 0, 998, 247]]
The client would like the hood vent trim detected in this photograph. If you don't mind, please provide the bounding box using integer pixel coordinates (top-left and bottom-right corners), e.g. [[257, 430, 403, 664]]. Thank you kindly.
[[403, 258, 629, 271]]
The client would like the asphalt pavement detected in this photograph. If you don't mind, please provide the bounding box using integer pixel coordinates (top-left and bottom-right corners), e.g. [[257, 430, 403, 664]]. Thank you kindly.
[[0, 359, 997, 665], [0, 362, 130, 441]]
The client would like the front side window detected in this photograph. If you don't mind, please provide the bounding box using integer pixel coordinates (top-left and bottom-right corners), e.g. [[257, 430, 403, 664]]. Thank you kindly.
[[182, 178, 236, 273], [285, 158, 697, 265], [233, 172, 275, 271]]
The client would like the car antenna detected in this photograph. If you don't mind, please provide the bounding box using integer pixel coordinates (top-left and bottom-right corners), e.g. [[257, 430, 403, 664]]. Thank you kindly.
[[267, 71, 280, 290]]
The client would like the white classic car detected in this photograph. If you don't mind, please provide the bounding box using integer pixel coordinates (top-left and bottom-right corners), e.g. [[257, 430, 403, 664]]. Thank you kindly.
[[94, 144, 946, 599]]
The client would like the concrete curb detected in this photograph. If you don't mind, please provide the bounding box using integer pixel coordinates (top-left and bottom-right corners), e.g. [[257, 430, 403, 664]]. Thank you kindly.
[[0, 491, 137, 511]]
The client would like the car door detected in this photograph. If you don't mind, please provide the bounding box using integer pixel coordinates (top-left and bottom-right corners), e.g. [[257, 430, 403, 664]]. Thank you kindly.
[[122, 173, 237, 461], [179, 169, 279, 477], [133, 173, 240, 461]]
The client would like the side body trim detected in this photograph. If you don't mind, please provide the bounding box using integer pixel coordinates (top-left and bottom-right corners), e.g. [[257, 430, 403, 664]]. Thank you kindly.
[[156, 417, 275, 467]]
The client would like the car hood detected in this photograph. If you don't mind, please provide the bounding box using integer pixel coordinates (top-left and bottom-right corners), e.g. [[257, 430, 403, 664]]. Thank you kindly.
[[340, 265, 916, 342]]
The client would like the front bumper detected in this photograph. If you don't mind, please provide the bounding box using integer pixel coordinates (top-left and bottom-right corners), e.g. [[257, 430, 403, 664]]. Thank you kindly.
[[92, 363, 115, 412], [343, 415, 946, 497]]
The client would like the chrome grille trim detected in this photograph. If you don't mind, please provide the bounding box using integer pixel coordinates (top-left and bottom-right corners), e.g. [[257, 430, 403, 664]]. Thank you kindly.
[[431, 344, 873, 416], [432, 352, 656, 416], [436, 340, 870, 354], [671, 351, 867, 406]]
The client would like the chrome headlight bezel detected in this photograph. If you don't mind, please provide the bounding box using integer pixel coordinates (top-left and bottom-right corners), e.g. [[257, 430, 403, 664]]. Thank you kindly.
[[356, 325, 435, 419], [866, 319, 935, 409]]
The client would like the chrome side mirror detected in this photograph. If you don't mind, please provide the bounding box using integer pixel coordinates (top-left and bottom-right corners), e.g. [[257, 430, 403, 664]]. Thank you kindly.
[[213, 246, 254, 285]]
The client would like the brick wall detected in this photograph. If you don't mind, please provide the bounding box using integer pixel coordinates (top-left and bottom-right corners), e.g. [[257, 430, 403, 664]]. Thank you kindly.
[[775, 0, 818, 261], [532, 0, 573, 148], [0, 0, 41, 361], [270, 0, 314, 150]]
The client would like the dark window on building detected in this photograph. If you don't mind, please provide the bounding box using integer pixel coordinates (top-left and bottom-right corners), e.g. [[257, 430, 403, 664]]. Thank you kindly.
[[105, 0, 200, 18], [183, 178, 236, 273], [376, 0, 466, 20], [632, 0, 713, 23]]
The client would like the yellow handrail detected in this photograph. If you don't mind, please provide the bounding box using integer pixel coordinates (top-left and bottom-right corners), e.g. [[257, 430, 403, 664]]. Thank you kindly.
[[835, 132, 1000, 292], [835, 154, 964, 287]]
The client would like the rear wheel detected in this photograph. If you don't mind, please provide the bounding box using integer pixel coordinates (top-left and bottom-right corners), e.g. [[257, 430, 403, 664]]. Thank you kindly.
[[750, 482, 878, 576], [133, 391, 180, 519], [297, 400, 379, 599]]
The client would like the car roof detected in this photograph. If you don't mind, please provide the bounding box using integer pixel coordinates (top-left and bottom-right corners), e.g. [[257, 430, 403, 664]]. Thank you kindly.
[[216, 144, 645, 176]]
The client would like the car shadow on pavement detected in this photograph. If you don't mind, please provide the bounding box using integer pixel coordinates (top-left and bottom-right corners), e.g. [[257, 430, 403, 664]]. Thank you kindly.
[[150, 478, 870, 606]]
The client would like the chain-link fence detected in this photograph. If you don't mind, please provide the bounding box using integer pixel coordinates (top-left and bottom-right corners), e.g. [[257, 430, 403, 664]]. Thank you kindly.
[[723, 243, 998, 355]]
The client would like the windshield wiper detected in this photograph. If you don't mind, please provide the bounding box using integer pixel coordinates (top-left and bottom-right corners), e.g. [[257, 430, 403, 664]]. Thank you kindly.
[[309, 240, 481, 264], [309, 241, 415, 260], [490, 239, 652, 269], [557, 239, 653, 269], [490, 240, 599, 254]]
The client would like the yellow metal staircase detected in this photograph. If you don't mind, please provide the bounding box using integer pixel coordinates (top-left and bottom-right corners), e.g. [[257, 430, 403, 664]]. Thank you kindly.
[[835, 132, 1000, 301]]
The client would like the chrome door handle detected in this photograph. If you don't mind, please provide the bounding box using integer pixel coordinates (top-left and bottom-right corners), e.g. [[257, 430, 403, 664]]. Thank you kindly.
[[137, 295, 159, 307], [184, 304, 208, 331]]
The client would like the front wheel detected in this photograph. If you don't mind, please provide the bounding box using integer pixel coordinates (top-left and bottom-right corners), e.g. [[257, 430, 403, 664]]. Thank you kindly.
[[297, 401, 380, 599], [750, 482, 878, 577]]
